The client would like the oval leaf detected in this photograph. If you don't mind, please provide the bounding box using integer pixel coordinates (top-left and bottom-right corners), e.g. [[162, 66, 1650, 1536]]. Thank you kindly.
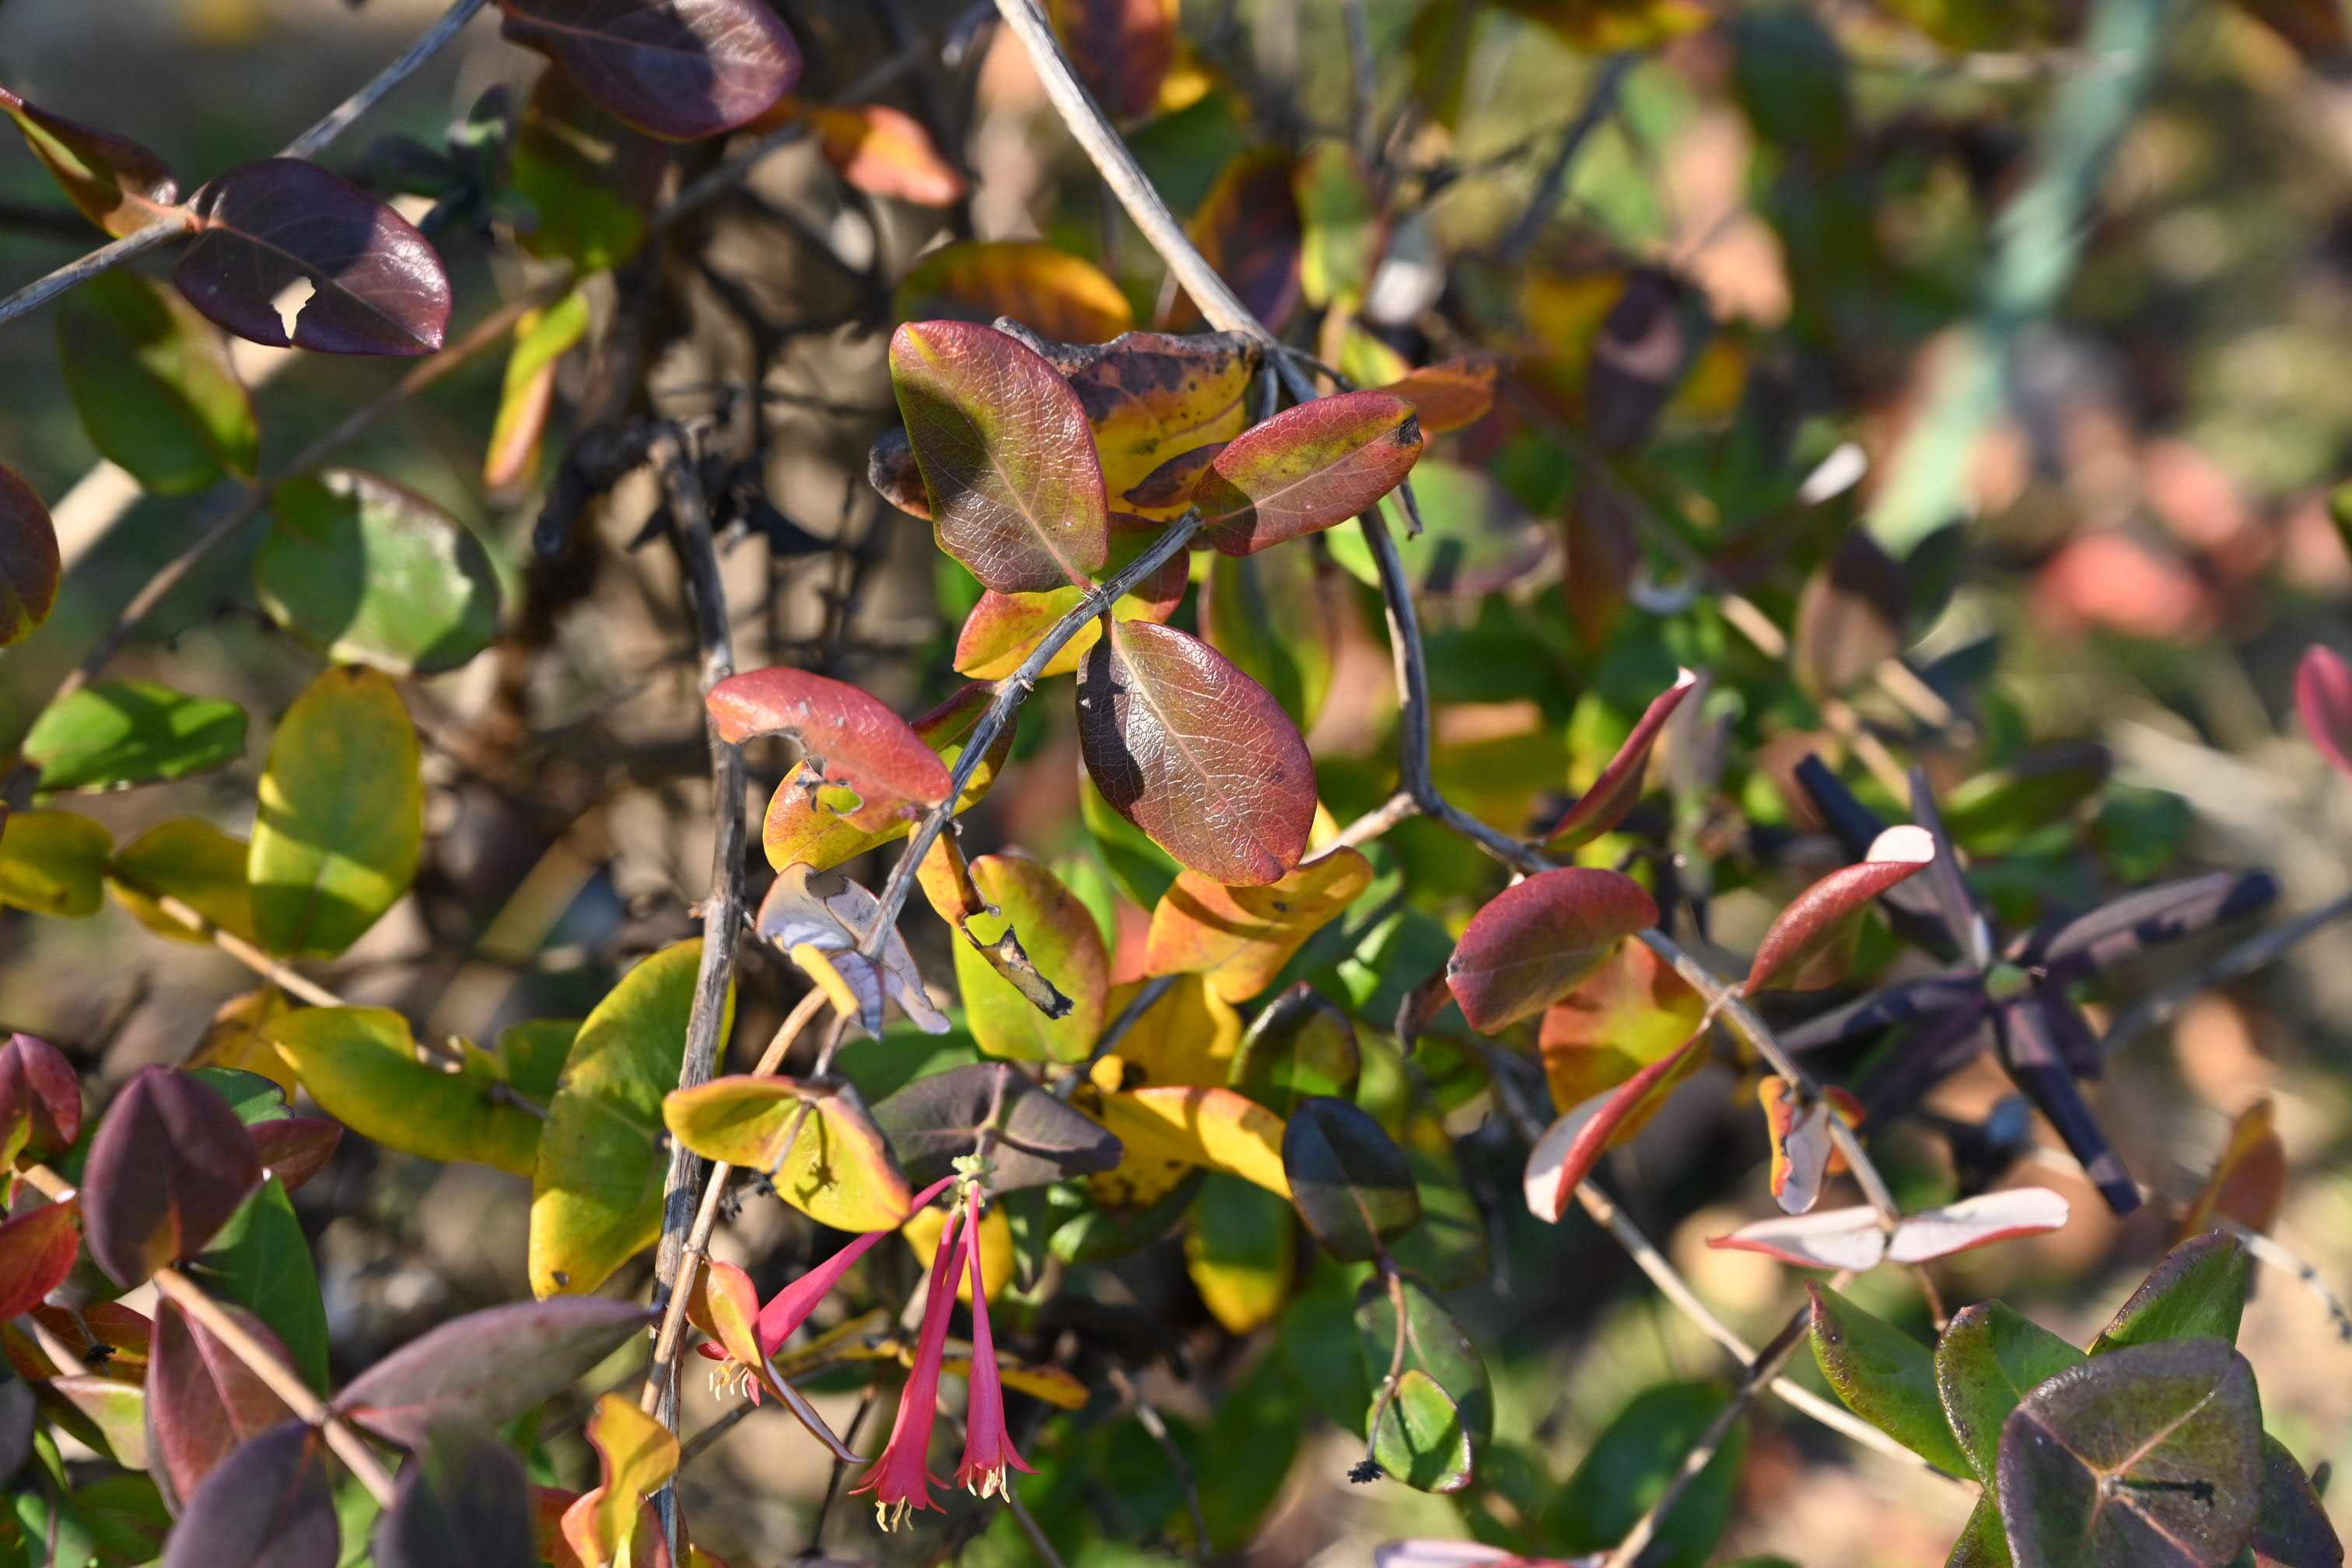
[[1283, 1095, 1416, 1260], [1230, 985, 1360, 1117], [0, 1031, 83, 1160], [2091, 1230, 2250, 1354], [1744, 824, 1936, 993], [1447, 867, 1658, 1033], [1537, 936, 1706, 1111], [249, 666, 422, 959], [146, 1297, 297, 1510], [1706, 1203, 1888, 1272], [661, 1076, 912, 1231], [1078, 620, 1316, 887], [803, 101, 964, 205], [1146, 849, 1374, 1003], [1094, 1082, 1290, 1198], [82, 1066, 263, 1286], [0, 87, 177, 236], [1936, 1300, 2086, 1484], [712, 665, 952, 835], [0, 808, 112, 917], [496, 0, 800, 141], [109, 819, 260, 946], [1196, 390, 1423, 556], [373, 1423, 535, 1568], [1806, 1284, 1971, 1475], [256, 471, 501, 675], [953, 854, 1108, 1063], [1368, 1369, 1472, 1494], [0, 1200, 81, 1318], [0, 462, 61, 648], [265, 1007, 542, 1177], [158, 1419, 336, 1568], [761, 681, 1006, 873], [873, 1061, 1122, 1192], [333, 1298, 653, 1449], [1375, 354, 1503, 436], [1885, 1188, 2070, 1264], [174, 159, 451, 355], [24, 680, 245, 793], [59, 271, 257, 494], [1048, 0, 1176, 121], [1183, 1171, 1297, 1335], [1356, 1272, 1493, 1449]]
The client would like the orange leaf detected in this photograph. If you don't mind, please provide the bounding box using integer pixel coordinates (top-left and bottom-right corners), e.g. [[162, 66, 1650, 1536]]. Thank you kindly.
[[1143, 849, 1374, 1003], [2177, 1097, 2287, 1242], [803, 101, 964, 207]]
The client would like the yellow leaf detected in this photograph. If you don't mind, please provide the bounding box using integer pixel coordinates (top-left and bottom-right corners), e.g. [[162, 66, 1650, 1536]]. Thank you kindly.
[[1183, 1171, 1296, 1334], [1143, 849, 1373, 1003], [267, 1006, 542, 1177], [663, 1076, 912, 1234], [184, 988, 300, 1097], [1090, 1084, 1290, 1199], [569, 1395, 677, 1567], [1100, 973, 1241, 1088], [942, 1353, 1088, 1409]]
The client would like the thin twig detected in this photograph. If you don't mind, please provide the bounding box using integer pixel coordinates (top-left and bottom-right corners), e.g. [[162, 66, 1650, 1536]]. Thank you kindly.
[[2099, 886, 2352, 1059], [1004, 1486, 1069, 1568], [2224, 1222, 2352, 1345], [0, 0, 489, 329], [1497, 53, 1633, 264], [151, 894, 345, 1008]]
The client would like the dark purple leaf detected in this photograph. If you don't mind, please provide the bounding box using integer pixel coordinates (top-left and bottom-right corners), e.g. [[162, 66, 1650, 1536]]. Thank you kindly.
[[2014, 870, 2277, 981], [159, 1419, 338, 1568], [0, 1031, 82, 1160], [1995, 996, 2142, 1216], [499, 0, 801, 142], [1790, 753, 1958, 956], [373, 1423, 535, 1568], [145, 1297, 297, 1512], [870, 1061, 1122, 1191], [2248, 1435, 2343, 1568], [1283, 1095, 1419, 1262], [1780, 971, 1983, 1052], [0, 463, 61, 649], [1179, 149, 1301, 331], [1906, 767, 1988, 964], [249, 1117, 341, 1195], [173, 160, 451, 356], [331, 1298, 651, 1449], [0, 1200, 81, 1319], [82, 1066, 264, 1286], [1586, 269, 1701, 455]]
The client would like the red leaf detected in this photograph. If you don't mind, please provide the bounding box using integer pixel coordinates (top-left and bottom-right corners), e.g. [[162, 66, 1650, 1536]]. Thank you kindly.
[[1375, 355, 1505, 436], [1196, 390, 1423, 555], [803, 102, 964, 206], [1019, 326, 1262, 511], [2297, 644, 2352, 779], [0, 86, 178, 237], [709, 667, 954, 835], [1180, 149, 1303, 332], [891, 320, 1110, 593], [0, 1199, 81, 1319], [146, 1297, 298, 1510], [1048, 0, 1177, 121], [1743, 825, 1935, 993], [1542, 669, 1696, 850], [173, 160, 451, 356], [333, 1298, 653, 1448], [0, 463, 61, 648], [1446, 867, 1659, 1033], [497, 0, 801, 142], [1521, 1035, 1702, 1222], [157, 1419, 337, 1568], [250, 1116, 341, 1195], [761, 680, 1012, 873], [1076, 621, 1316, 887], [0, 1031, 82, 1160], [81, 1066, 263, 1286]]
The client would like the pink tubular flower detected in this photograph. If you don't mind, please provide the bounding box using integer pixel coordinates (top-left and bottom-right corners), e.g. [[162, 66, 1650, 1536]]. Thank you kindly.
[[955, 1185, 1036, 1500], [851, 1195, 968, 1531], [695, 1174, 958, 1375]]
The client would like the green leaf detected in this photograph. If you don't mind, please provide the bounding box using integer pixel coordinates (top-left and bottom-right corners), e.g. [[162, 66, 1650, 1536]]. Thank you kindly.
[[1327, 459, 1549, 598], [660, 1076, 911, 1232], [1192, 1350, 1306, 1551], [506, 70, 666, 271], [71, 1472, 171, 1566], [1388, 1139, 1488, 1292], [1545, 1383, 1748, 1568], [1368, 1368, 1472, 1493], [1935, 1300, 2084, 1483], [1282, 1095, 1420, 1262], [187, 1065, 292, 1125], [267, 1007, 543, 1178], [530, 941, 724, 1297], [108, 818, 257, 945], [1230, 985, 1360, 1117], [493, 1020, 579, 1106], [58, 271, 256, 495], [1947, 1496, 2014, 1568], [256, 471, 499, 676], [1199, 541, 1340, 733], [1183, 1170, 1297, 1335], [1997, 1338, 2263, 1568], [1808, 1284, 1972, 1476], [0, 809, 111, 918], [1046, 1166, 1204, 1263], [1355, 1272, 1492, 1447], [23, 680, 244, 793], [1279, 1260, 1374, 1433], [2090, 1231, 2250, 1353], [249, 666, 422, 959], [953, 854, 1108, 1063], [189, 1179, 331, 1392], [1294, 139, 1380, 310]]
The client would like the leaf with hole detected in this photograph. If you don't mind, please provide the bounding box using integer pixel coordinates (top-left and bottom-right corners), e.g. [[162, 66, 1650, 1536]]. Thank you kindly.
[[2091, 1230, 2250, 1353], [1807, 1284, 1970, 1475], [156, 1419, 336, 1568], [0, 463, 59, 648], [1544, 670, 1696, 850], [333, 1297, 653, 1448], [1521, 1035, 1703, 1223], [891, 319, 1110, 593], [82, 1066, 262, 1285], [1446, 866, 1657, 1032], [1146, 849, 1373, 1003], [0, 87, 177, 236], [256, 471, 500, 676], [530, 940, 726, 1297], [1079, 619, 1318, 887], [761, 681, 1010, 873], [144, 1297, 297, 1512], [950, 854, 1108, 1062], [873, 1060, 1123, 1192], [1230, 985, 1360, 1117], [266, 1007, 543, 1178], [23, 681, 245, 793], [174, 159, 450, 355], [661, 1075, 912, 1231], [894, 241, 1134, 344], [802, 101, 964, 206], [59, 271, 256, 493], [1745, 825, 1935, 992], [1184, 1171, 1297, 1335], [109, 819, 260, 947], [497, 0, 800, 141], [248, 666, 422, 958], [1997, 1337, 2261, 1568], [0, 807, 111, 917], [373, 1423, 536, 1568], [1936, 1300, 2086, 1484], [1195, 390, 1423, 556], [1283, 1094, 1416, 1260]]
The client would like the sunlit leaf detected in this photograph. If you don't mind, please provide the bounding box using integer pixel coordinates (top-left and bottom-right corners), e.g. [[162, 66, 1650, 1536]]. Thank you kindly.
[[484, 288, 590, 491], [1447, 867, 1657, 1032], [761, 681, 1005, 873], [1097, 971, 1244, 1090], [24, 681, 244, 793], [952, 853, 1108, 1062], [0, 807, 110, 917], [1230, 985, 1360, 1117], [561, 1394, 677, 1568], [1710, 1190, 2069, 1272], [1807, 1284, 1970, 1475], [1375, 354, 1503, 436], [82, 1066, 261, 1285], [175, 159, 451, 355], [951, 519, 1188, 680], [1006, 324, 1262, 513], [249, 1117, 340, 1195], [334, 1298, 653, 1447], [0, 86, 177, 236], [1936, 1300, 2084, 1484], [874, 1060, 1123, 1191], [2090, 1230, 2249, 1354], [266, 1007, 543, 1178], [712, 664, 950, 824], [58, 271, 256, 494], [903, 1202, 1011, 1306], [1743, 825, 1935, 993], [801, 101, 964, 206], [754, 863, 950, 1036], [661, 1075, 912, 1231], [156, 1419, 335, 1568], [1369, 1369, 1472, 1493], [894, 241, 1134, 345], [1536, 936, 1705, 1110], [1146, 849, 1373, 1003], [146, 1297, 296, 1511], [373, 1423, 536, 1568], [256, 470, 500, 676], [1048, 0, 1177, 121], [0, 1200, 80, 1319], [183, 988, 299, 1093], [248, 666, 422, 959], [1195, 390, 1423, 556], [1184, 1171, 1296, 1334], [1521, 1036, 1703, 1223], [1079, 620, 1317, 887], [1544, 670, 1695, 850], [1759, 1075, 1836, 1216], [1296, 140, 1382, 310], [498, 0, 801, 141], [0, 463, 59, 648], [1090, 1081, 1290, 1198], [2176, 1097, 2286, 1242], [531, 940, 727, 1297]]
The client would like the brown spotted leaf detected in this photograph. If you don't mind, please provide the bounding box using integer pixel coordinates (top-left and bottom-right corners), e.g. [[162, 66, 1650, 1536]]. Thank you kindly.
[[1001, 324, 1264, 514]]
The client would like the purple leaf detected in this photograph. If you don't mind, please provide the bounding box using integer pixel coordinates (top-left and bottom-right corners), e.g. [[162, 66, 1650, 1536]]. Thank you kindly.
[[249, 1117, 341, 1195], [0, 463, 61, 649], [1780, 971, 1983, 1052], [82, 1066, 263, 1286], [0, 1031, 82, 1160], [373, 1423, 535, 1568], [2014, 870, 2277, 981], [173, 160, 451, 356], [159, 1419, 338, 1568], [145, 1297, 297, 1512], [499, 0, 802, 142], [1996, 997, 2143, 1216], [2298, 643, 2352, 779], [331, 1298, 651, 1449], [1542, 670, 1696, 851]]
